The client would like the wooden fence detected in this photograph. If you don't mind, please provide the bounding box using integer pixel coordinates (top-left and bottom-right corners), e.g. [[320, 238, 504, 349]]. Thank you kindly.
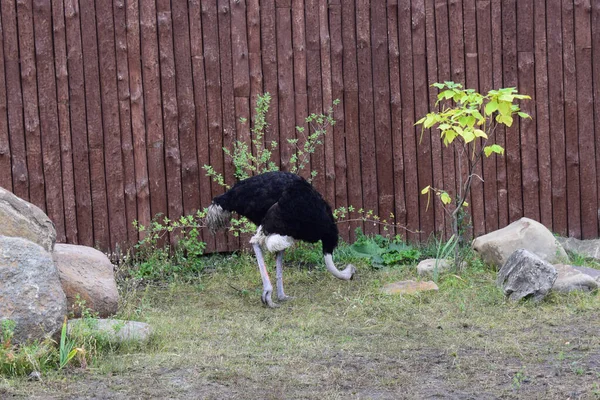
[[0, 0, 598, 252]]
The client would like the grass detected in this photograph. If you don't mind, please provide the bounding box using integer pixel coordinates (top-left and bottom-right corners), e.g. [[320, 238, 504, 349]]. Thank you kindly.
[[2, 245, 600, 399]]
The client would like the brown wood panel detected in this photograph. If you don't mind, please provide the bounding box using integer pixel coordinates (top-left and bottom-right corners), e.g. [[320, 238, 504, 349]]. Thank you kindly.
[[413, 0, 434, 239], [32, 0, 65, 241], [356, 0, 378, 236], [53, 0, 77, 244], [126, 0, 151, 241], [232, 0, 251, 100], [477, 0, 499, 234], [113, 0, 138, 245], [319, 0, 336, 206], [533, 0, 553, 230], [276, 5, 295, 173], [96, 0, 128, 249], [424, 0, 444, 238], [202, 0, 227, 252], [292, 0, 309, 181], [157, 4, 184, 246], [593, 0, 600, 237], [247, 0, 264, 133], [17, 0, 45, 211], [64, 0, 93, 246], [79, 0, 110, 248], [189, 0, 215, 251], [502, 0, 523, 224], [0, 8, 11, 192], [341, 0, 363, 241], [330, 1, 350, 241], [574, 0, 598, 238], [372, 0, 395, 237], [172, 0, 200, 217], [398, 0, 418, 241], [562, 0, 582, 238], [546, 0, 568, 236], [2, 1, 28, 200], [140, 0, 168, 231]]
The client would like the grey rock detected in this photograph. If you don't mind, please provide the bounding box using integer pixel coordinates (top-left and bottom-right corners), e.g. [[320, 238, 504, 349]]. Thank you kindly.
[[0, 187, 56, 252], [552, 264, 599, 293], [0, 236, 67, 343], [68, 319, 152, 342], [417, 258, 452, 276], [571, 265, 600, 280], [473, 217, 568, 268], [497, 249, 557, 302], [557, 237, 600, 261], [53, 244, 119, 318]]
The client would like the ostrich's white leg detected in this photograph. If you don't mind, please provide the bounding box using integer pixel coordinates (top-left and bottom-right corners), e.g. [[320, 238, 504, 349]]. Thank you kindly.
[[252, 243, 278, 308], [275, 251, 293, 301]]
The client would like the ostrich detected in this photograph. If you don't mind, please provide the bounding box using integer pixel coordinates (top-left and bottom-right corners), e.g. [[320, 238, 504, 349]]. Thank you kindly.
[[206, 171, 356, 307]]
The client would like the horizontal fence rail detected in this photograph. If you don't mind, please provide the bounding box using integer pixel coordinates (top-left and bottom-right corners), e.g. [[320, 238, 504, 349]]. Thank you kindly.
[[0, 0, 598, 253]]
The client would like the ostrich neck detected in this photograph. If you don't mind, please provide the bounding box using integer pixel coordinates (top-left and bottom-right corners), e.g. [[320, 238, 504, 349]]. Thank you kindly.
[[324, 254, 353, 280]]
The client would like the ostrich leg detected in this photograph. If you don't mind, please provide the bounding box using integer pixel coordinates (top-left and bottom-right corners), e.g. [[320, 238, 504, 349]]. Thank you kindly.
[[252, 243, 278, 308], [276, 251, 293, 301]]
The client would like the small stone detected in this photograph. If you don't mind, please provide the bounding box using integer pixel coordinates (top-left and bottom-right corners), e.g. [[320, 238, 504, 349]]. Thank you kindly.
[[28, 371, 42, 381], [68, 319, 152, 343], [552, 264, 599, 293], [497, 249, 557, 302], [417, 258, 452, 276], [381, 280, 439, 295], [570, 265, 600, 280]]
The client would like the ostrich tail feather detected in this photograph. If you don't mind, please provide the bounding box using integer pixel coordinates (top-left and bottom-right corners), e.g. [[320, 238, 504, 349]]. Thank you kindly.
[[206, 203, 232, 234]]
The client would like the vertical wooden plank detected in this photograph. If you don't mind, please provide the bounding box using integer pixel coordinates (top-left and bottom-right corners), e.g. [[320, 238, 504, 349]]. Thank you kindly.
[[412, 0, 434, 239], [517, 0, 540, 223], [217, 0, 239, 251], [189, 0, 215, 251], [113, 0, 138, 245], [126, 0, 152, 241], [372, 0, 395, 236], [593, 0, 600, 236], [574, 0, 597, 238], [1, 2, 27, 200], [96, 0, 127, 250], [387, 0, 406, 237], [247, 0, 264, 136], [356, 0, 378, 236], [17, 0, 45, 211], [157, 3, 184, 245], [562, 0, 581, 238], [292, 0, 309, 181], [319, 0, 336, 206], [52, 0, 78, 244], [341, 0, 364, 240], [533, 0, 553, 230], [80, 0, 111, 248], [435, 0, 455, 238], [202, 0, 228, 252], [261, 0, 281, 171], [502, 0, 523, 224], [330, 1, 350, 241], [398, 0, 418, 241], [0, 8, 11, 192], [64, 0, 94, 246], [171, 0, 200, 217], [276, 3, 295, 173], [140, 0, 168, 231], [476, 0, 499, 233], [546, 0, 567, 236], [463, 0, 484, 237], [305, 0, 325, 194], [491, 0, 508, 230], [32, 0, 66, 241], [424, 0, 444, 237]]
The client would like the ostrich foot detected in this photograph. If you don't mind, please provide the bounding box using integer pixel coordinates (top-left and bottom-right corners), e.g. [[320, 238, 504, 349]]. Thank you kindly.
[[261, 289, 279, 308], [277, 294, 294, 302]]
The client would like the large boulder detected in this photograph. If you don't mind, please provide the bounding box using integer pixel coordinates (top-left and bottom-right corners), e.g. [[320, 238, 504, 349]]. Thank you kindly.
[[556, 237, 600, 261], [52, 244, 119, 318], [552, 264, 599, 293], [473, 217, 568, 268], [0, 236, 67, 343], [497, 249, 557, 302], [0, 186, 56, 252]]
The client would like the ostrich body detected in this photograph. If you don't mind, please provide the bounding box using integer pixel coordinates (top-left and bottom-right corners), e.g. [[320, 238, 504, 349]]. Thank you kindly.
[[206, 171, 356, 307]]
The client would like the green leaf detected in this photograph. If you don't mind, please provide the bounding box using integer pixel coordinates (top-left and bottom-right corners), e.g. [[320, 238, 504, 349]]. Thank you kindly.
[[485, 100, 498, 115], [415, 116, 426, 125], [484, 144, 504, 157], [421, 185, 431, 195], [443, 129, 457, 146], [517, 112, 530, 119], [440, 192, 452, 205], [498, 101, 511, 116], [432, 82, 445, 89], [498, 94, 514, 102], [461, 129, 475, 143], [474, 129, 488, 138], [423, 114, 436, 128]]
